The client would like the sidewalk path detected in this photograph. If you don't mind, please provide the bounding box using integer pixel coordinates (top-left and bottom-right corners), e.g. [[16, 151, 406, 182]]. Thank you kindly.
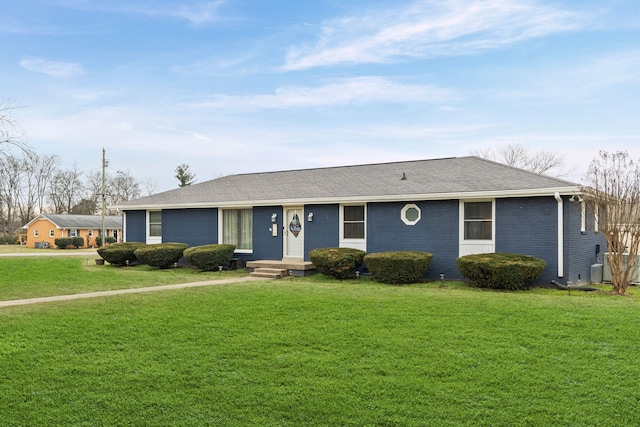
[[0, 250, 98, 257], [0, 276, 267, 308]]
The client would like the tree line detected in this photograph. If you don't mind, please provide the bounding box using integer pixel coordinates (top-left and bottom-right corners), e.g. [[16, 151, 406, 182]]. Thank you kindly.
[[0, 149, 144, 242]]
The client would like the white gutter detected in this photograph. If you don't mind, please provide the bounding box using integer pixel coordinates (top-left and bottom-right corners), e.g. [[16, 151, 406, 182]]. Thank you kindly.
[[554, 192, 564, 278]]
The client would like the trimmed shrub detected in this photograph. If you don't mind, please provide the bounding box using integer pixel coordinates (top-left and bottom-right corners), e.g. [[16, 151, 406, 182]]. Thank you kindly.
[[97, 242, 147, 266], [184, 244, 236, 271], [456, 252, 546, 290], [134, 242, 189, 269], [364, 251, 433, 284], [96, 236, 117, 247], [55, 238, 74, 249], [72, 237, 84, 248], [308, 247, 366, 279]]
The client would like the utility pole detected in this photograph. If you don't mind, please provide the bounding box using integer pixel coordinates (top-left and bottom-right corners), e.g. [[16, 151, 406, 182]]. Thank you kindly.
[[101, 148, 106, 247]]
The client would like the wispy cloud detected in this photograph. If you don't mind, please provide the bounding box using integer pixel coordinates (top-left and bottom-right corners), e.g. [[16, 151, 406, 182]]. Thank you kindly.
[[127, 1, 225, 26], [20, 58, 85, 78], [283, 0, 585, 70], [61, 0, 226, 27], [489, 48, 640, 101], [188, 76, 456, 109]]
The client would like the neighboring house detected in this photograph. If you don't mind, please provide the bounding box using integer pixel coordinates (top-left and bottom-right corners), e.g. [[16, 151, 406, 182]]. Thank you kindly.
[[22, 214, 123, 248], [114, 156, 604, 285]]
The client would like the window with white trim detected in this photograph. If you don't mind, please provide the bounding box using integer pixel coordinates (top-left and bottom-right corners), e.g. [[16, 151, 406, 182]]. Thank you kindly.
[[463, 201, 493, 240], [49, 229, 54, 238], [343, 205, 365, 239], [149, 211, 162, 237], [34, 229, 39, 238], [222, 208, 253, 251]]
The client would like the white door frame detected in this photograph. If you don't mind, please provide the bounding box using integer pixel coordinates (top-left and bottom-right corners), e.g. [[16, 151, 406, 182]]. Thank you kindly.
[[284, 206, 304, 259]]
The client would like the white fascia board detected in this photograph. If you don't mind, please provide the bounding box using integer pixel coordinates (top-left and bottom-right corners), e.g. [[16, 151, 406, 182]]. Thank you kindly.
[[21, 214, 52, 229], [114, 186, 581, 210]]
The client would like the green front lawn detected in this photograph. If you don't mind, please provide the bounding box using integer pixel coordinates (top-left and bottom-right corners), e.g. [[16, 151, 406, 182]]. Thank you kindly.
[[0, 256, 247, 301], [1, 275, 639, 426]]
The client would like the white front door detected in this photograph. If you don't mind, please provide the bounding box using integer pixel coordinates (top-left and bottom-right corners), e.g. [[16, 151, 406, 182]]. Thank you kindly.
[[284, 207, 304, 258]]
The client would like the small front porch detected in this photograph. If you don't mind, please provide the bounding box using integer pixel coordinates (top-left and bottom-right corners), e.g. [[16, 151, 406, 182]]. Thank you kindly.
[[247, 259, 317, 279]]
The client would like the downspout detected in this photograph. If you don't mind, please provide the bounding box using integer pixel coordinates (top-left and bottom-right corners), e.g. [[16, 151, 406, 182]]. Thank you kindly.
[[554, 192, 564, 278]]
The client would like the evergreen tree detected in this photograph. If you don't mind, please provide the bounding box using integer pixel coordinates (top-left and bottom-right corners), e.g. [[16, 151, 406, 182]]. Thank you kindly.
[[175, 163, 196, 187]]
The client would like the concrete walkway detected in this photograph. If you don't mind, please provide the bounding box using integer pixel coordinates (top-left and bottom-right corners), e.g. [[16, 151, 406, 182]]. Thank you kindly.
[[0, 250, 98, 257], [0, 276, 268, 308]]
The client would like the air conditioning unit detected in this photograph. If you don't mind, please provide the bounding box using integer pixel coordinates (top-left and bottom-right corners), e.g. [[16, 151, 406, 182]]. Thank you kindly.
[[603, 253, 640, 284]]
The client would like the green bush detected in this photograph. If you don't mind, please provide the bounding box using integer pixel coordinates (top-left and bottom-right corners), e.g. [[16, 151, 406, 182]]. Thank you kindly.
[[364, 251, 433, 284], [0, 235, 18, 245], [55, 238, 74, 249], [71, 237, 84, 248], [456, 252, 546, 290], [308, 247, 366, 279], [184, 244, 236, 271], [97, 242, 147, 266], [96, 236, 117, 247], [134, 243, 189, 269]]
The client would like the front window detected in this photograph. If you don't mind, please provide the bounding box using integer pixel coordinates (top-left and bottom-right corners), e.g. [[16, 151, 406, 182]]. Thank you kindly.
[[464, 202, 492, 240], [149, 211, 162, 237], [69, 229, 79, 237], [223, 209, 253, 251], [343, 205, 365, 239]]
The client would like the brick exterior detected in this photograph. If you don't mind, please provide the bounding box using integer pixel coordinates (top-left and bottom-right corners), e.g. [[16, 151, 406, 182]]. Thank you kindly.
[[367, 200, 460, 279], [564, 199, 606, 284], [162, 208, 218, 246], [303, 204, 340, 260], [123, 195, 601, 285], [124, 210, 146, 243], [250, 206, 283, 262]]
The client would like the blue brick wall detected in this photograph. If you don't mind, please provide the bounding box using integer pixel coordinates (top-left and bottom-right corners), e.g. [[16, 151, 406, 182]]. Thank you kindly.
[[250, 206, 283, 262], [564, 200, 606, 284], [304, 204, 340, 260], [494, 196, 606, 286], [495, 197, 559, 284], [123, 210, 146, 242], [124, 197, 603, 285], [367, 200, 460, 280], [162, 208, 218, 246]]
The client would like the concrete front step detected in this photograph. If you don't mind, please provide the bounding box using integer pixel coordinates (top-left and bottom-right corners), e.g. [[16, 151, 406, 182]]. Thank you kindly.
[[249, 267, 288, 279], [247, 260, 317, 277]]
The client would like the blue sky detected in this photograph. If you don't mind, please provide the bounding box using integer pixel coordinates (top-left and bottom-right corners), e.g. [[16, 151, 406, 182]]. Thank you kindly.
[[2, 0, 639, 192]]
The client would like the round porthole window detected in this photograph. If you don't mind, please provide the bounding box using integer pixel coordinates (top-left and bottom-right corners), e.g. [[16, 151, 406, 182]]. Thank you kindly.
[[401, 204, 421, 225]]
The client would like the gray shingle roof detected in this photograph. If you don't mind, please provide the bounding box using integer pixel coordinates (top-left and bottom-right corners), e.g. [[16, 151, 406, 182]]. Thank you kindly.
[[42, 214, 123, 229], [116, 156, 579, 209]]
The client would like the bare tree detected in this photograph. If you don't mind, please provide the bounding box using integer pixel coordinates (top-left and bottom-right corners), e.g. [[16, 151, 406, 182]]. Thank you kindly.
[[48, 166, 84, 214], [472, 143, 567, 176], [142, 178, 158, 196], [0, 100, 29, 156], [582, 150, 640, 295], [85, 169, 141, 215], [0, 152, 58, 240], [0, 155, 25, 239], [109, 170, 141, 207]]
